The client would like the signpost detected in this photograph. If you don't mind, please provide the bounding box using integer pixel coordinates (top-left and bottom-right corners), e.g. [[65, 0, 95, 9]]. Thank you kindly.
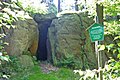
[[89, 23, 104, 42], [88, 4, 104, 80], [88, 22, 104, 80], [96, 4, 104, 80], [87, 4, 104, 80]]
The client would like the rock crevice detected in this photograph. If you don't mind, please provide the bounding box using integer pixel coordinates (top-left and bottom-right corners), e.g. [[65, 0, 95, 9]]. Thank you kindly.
[[34, 13, 56, 61]]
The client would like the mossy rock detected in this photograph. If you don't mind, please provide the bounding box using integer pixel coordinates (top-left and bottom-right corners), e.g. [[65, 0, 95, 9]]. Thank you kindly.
[[49, 12, 96, 69], [18, 55, 34, 68]]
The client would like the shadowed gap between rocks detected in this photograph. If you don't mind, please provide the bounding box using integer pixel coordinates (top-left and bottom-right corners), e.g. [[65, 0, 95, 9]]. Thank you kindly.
[[36, 19, 52, 61], [34, 14, 55, 61], [33, 13, 57, 62]]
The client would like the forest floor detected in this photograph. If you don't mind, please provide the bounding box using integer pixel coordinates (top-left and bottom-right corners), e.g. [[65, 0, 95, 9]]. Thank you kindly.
[[10, 61, 80, 80], [40, 62, 59, 74]]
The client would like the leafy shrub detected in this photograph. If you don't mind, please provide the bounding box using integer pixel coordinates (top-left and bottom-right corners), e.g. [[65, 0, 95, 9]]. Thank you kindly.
[[18, 0, 57, 16], [55, 52, 82, 69], [74, 69, 98, 80], [0, 0, 31, 79], [57, 55, 77, 68], [103, 57, 120, 79], [24, 4, 48, 16], [74, 54, 120, 80]]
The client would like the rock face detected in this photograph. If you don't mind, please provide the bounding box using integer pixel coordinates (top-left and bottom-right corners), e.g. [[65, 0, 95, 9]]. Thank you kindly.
[[48, 12, 97, 69], [5, 18, 39, 56]]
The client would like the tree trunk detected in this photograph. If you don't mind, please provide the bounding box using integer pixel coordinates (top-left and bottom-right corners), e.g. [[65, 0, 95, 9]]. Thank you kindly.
[[75, 0, 78, 11], [58, 0, 60, 12]]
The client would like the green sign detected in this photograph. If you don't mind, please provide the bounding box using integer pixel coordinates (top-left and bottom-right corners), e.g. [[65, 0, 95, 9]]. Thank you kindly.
[[88, 23, 104, 42]]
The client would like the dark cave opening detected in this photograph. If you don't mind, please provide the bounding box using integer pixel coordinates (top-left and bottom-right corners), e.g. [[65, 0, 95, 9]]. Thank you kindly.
[[36, 19, 52, 61]]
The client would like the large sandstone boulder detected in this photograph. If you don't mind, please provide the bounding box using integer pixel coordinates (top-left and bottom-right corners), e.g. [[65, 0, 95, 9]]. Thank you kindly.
[[5, 18, 39, 56], [48, 12, 97, 69]]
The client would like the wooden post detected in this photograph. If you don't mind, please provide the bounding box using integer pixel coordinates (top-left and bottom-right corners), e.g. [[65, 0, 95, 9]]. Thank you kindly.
[[96, 4, 104, 25], [96, 4, 104, 80]]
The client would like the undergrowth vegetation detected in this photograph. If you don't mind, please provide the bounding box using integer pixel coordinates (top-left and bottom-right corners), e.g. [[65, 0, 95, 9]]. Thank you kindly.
[[10, 64, 80, 80], [0, 0, 32, 79]]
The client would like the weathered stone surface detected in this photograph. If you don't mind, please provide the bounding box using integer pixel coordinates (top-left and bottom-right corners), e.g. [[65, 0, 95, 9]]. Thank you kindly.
[[48, 12, 97, 69], [5, 18, 39, 56], [34, 13, 56, 23], [18, 55, 34, 68]]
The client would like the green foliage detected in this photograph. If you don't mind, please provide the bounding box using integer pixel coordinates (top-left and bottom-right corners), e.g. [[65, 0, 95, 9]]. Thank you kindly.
[[24, 5, 48, 16], [103, 57, 120, 79], [74, 57, 120, 80], [0, 0, 25, 58], [74, 69, 98, 80], [8, 56, 35, 80], [9, 56, 24, 72], [0, 1, 13, 78], [0, 55, 38, 79], [103, 0, 120, 16], [58, 57, 78, 69], [55, 52, 82, 69], [18, 0, 57, 16], [100, 0, 120, 79], [0, 1, 30, 79], [98, 45, 105, 51], [0, 56, 20, 79], [0, 35, 9, 63], [74, 0, 120, 79]]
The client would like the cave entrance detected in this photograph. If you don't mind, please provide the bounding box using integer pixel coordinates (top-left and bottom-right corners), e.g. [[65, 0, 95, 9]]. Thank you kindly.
[[36, 20, 52, 61]]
